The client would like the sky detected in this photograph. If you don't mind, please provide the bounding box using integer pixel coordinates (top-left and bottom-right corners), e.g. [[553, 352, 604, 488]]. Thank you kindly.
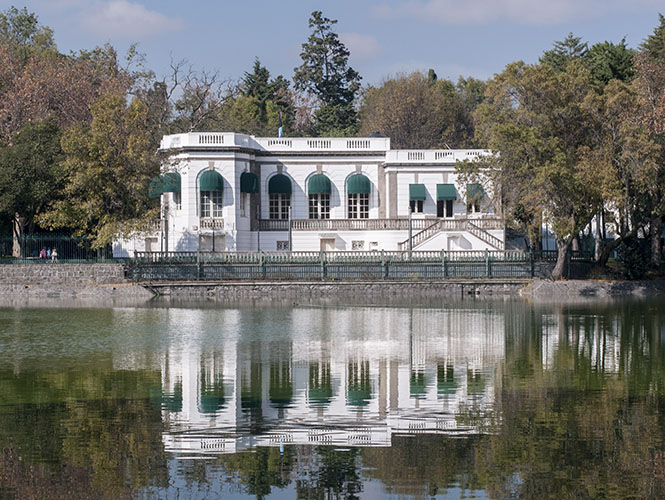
[[2, 0, 664, 87]]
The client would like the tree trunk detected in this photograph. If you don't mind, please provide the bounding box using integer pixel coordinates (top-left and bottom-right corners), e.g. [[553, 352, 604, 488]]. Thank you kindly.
[[12, 214, 25, 258], [551, 239, 571, 280], [594, 212, 602, 263], [650, 215, 662, 268]]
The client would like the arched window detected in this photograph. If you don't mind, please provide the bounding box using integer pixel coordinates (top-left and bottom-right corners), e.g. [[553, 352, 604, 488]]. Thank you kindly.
[[347, 174, 370, 219], [268, 174, 292, 220], [199, 170, 224, 218], [308, 174, 331, 219]]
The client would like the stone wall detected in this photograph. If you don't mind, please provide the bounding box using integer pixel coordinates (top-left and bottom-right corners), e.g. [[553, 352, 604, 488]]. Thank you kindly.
[[0, 263, 129, 285], [147, 280, 528, 301]]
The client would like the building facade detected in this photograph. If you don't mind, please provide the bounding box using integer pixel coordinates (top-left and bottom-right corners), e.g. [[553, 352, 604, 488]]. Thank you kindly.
[[114, 132, 502, 256]]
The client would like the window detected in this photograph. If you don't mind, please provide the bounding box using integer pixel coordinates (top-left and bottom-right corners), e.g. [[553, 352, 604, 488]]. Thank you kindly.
[[351, 240, 365, 250], [410, 200, 424, 213], [269, 194, 290, 219], [276, 240, 289, 250], [467, 200, 481, 214], [437, 199, 453, 217], [240, 192, 247, 217], [201, 190, 223, 218], [348, 193, 369, 219], [173, 192, 181, 210], [309, 193, 330, 219]]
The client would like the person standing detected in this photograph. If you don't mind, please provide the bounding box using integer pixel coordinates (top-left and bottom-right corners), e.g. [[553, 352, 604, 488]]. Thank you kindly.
[[51, 248, 58, 262]]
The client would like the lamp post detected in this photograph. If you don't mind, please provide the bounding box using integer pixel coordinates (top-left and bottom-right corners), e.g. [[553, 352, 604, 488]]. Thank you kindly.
[[408, 204, 413, 259]]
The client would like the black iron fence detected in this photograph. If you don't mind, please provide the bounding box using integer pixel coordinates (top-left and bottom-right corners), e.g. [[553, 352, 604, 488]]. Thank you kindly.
[[127, 249, 592, 281], [0, 234, 116, 263]]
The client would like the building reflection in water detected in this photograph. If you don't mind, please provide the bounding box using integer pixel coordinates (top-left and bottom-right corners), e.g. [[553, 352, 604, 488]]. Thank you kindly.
[[159, 305, 505, 454]]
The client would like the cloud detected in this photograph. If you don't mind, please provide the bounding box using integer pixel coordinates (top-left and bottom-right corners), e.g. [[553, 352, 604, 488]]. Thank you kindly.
[[374, 0, 660, 25], [340, 32, 381, 60], [79, 1, 184, 39]]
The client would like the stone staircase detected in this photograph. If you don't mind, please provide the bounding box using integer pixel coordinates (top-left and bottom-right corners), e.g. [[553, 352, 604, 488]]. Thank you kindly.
[[398, 219, 504, 251]]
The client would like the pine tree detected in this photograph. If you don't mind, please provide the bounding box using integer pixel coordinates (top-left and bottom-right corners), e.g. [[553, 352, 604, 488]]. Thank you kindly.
[[540, 33, 588, 72], [294, 11, 361, 136]]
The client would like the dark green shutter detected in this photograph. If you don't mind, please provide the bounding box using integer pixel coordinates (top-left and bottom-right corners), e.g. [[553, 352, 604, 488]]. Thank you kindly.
[[409, 184, 426, 201], [200, 170, 224, 191], [436, 184, 457, 201], [347, 174, 371, 194], [240, 172, 259, 193], [308, 174, 331, 194], [268, 174, 292, 194]]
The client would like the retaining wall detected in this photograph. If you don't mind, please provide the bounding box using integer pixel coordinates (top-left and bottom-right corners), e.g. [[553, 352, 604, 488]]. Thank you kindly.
[[0, 263, 129, 285], [146, 280, 528, 300]]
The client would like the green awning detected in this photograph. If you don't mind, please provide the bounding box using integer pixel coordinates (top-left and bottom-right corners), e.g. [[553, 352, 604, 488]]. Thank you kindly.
[[268, 174, 292, 194], [409, 184, 426, 201], [200, 170, 224, 191], [240, 172, 259, 193], [148, 176, 163, 199], [162, 172, 181, 193], [308, 174, 331, 194], [467, 183, 485, 200], [347, 173, 371, 194], [436, 184, 457, 201]]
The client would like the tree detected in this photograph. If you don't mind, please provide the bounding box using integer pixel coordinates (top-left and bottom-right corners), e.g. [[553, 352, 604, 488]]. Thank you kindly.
[[233, 58, 294, 135], [359, 73, 484, 149], [640, 13, 665, 61], [586, 39, 635, 85], [359, 72, 450, 149], [470, 61, 597, 279], [293, 11, 361, 136], [39, 94, 159, 248], [539, 33, 588, 72], [0, 120, 64, 256], [0, 6, 56, 65]]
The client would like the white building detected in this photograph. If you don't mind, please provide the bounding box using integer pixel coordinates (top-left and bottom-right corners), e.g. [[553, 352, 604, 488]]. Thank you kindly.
[[114, 132, 503, 255]]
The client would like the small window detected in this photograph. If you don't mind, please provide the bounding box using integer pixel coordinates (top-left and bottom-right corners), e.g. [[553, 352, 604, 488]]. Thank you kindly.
[[269, 194, 291, 220], [437, 199, 453, 217], [467, 200, 481, 214], [276, 240, 289, 250], [240, 192, 247, 217], [309, 193, 330, 219], [410, 200, 424, 213], [351, 240, 365, 250], [348, 193, 369, 219], [201, 190, 223, 218]]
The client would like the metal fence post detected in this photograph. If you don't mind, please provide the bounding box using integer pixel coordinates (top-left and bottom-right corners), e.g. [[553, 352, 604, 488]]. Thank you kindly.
[[530, 249, 534, 278], [441, 249, 446, 279], [196, 249, 201, 280], [320, 250, 325, 280], [485, 249, 490, 277], [381, 249, 387, 280]]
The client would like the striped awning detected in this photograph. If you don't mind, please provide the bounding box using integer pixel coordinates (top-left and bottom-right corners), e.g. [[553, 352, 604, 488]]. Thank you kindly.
[[308, 174, 331, 194], [436, 184, 457, 201], [200, 170, 224, 191], [268, 174, 292, 194], [240, 172, 259, 193], [409, 184, 426, 201]]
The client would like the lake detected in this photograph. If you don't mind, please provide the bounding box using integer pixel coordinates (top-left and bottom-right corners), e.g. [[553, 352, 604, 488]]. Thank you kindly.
[[0, 296, 663, 499]]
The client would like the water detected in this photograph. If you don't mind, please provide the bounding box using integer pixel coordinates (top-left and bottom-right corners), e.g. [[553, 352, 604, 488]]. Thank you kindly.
[[0, 297, 664, 499]]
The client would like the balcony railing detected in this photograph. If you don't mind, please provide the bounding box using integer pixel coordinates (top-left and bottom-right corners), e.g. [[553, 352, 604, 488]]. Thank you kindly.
[[200, 218, 224, 230], [385, 149, 491, 164], [160, 133, 391, 153], [256, 217, 503, 232]]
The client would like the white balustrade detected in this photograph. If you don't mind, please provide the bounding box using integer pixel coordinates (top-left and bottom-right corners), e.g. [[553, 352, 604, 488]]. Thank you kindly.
[[385, 149, 491, 164], [199, 218, 224, 230]]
